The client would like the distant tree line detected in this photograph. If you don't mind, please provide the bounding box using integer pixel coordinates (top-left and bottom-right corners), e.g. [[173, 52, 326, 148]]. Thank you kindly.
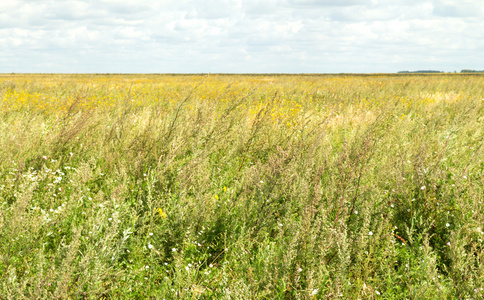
[[461, 69, 484, 73], [397, 70, 484, 74]]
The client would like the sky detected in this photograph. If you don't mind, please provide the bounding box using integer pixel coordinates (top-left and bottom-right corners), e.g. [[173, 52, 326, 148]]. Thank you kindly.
[[1, 0, 483, 73]]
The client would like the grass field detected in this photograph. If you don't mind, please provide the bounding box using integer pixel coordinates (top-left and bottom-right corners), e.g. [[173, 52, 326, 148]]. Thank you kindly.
[[1, 73, 483, 299]]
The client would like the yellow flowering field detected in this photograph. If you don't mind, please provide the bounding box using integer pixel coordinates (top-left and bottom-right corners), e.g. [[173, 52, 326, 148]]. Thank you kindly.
[[0, 73, 483, 298]]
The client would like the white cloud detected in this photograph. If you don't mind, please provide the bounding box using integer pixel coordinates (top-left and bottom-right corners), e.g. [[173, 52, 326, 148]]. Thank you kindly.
[[432, 0, 484, 18], [0, 0, 483, 72]]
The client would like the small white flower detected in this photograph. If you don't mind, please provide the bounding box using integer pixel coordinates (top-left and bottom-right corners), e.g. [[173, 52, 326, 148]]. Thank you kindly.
[[421, 186, 426, 190], [188, 263, 192, 268], [145, 266, 149, 269], [376, 290, 380, 295], [311, 289, 319, 295], [446, 223, 450, 227], [209, 264, 213, 268], [297, 268, 302, 272], [149, 232, 153, 236], [260, 180, 264, 184], [185, 266, 189, 271], [354, 210, 358, 215], [172, 248, 177, 252], [148, 243, 153, 249], [368, 231, 373, 236]]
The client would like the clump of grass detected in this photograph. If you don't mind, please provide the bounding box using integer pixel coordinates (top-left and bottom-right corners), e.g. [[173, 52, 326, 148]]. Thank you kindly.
[[0, 73, 483, 298]]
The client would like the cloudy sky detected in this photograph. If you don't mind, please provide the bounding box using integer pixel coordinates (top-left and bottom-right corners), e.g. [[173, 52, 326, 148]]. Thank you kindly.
[[1, 0, 483, 73]]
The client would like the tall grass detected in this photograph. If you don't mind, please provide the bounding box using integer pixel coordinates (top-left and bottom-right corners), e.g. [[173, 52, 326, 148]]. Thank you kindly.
[[0, 74, 483, 298]]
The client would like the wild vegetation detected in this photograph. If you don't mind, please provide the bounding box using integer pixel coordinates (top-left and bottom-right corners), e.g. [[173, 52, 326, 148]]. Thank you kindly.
[[0, 73, 483, 299]]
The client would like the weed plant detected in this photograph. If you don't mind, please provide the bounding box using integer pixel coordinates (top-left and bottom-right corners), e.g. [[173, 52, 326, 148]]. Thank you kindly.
[[0, 74, 483, 298]]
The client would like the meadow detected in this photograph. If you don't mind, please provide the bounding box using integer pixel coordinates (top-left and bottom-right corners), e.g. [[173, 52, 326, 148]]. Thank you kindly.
[[0, 73, 483, 299]]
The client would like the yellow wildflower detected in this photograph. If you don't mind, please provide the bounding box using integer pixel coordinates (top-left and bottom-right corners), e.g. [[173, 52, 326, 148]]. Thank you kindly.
[[158, 208, 167, 219]]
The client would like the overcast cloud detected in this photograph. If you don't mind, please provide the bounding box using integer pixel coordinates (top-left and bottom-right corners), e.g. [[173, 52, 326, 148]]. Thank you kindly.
[[1, 0, 483, 73]]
